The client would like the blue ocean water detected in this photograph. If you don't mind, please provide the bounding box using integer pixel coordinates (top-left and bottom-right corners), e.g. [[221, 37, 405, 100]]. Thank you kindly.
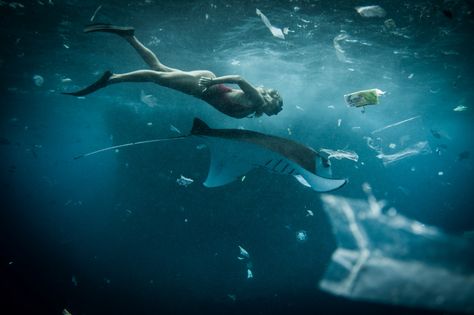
[[1, 1, 473, 314]]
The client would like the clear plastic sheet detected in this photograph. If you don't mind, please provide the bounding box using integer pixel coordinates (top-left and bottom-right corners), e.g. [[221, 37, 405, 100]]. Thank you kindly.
[[319, 192, 474, 313]]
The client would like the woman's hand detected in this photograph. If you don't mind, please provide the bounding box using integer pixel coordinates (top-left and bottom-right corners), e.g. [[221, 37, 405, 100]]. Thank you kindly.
[[199, 76, 214, 92]]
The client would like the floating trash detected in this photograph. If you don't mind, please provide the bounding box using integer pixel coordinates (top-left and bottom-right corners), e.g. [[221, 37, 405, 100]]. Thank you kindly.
[[355, 5, 386, 18], [320, 149, 359, 162], [140, 90, 158, 107], [256, 8, 285, 39], [238, 245, 250, 259], [333, 33, 352, 63], [169, 124, 181, 134], [296, 230, 308, 242], [90, 4, 102, 22], [33, 74, 44, 87], [306, 210, 314, 217], [453, 105, 468, 112], [71, 275, 78, 287], [176, 175, 194, 187], [344, 89, 385, 108], [371, 115, 420, 134], [319, 192, 474, 313], [247, 269, 253, 279], [376, 141, 431, 166], [384, 18, 397, 30]]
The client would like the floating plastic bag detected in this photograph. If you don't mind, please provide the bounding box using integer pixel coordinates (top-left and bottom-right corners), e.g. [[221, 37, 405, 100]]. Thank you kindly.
[[355, 5, 386, 18], [344, 89, 385, 108], [319, 192, 474, 313], [256, 8, 285, 39]]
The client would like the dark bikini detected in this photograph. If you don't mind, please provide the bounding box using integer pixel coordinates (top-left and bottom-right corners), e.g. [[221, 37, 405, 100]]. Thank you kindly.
[[200, 84, 255, 119]]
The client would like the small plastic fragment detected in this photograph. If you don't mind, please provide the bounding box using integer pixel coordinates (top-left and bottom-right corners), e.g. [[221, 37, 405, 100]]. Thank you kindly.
[[238, 245, 250, 259], [33, 74, 44, 87], [296, 230, 308, 242], [453, 105, 468, 112], [355, 5, 386, 18], [169, 124, 181, 134], [176, 175, 194, 187]]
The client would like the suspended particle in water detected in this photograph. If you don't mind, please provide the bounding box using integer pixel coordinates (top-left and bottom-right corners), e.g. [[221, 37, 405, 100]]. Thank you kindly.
[[296, 230, 308, 242], [33, 74, 44, 87], [247, 269, 253, 279]]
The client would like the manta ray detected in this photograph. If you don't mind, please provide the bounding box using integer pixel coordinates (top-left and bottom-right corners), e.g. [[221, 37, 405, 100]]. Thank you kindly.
[[76, 118, 347, 192]]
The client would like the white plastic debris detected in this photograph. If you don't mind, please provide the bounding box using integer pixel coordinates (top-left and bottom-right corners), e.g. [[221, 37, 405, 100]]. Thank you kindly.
[[296, 230, 308, 242], [247, 269, 253, 279], [33, 74, 44, 87], [196, 144, 207, 150], [176, 175, 194, 187], [453, 105, 468, 112], [238, 245, 250, 259], [371, 115, 420, 134], [438, 171, 444, 176], [320, 149, 359, 162], [355, 5, 386, 18], [376, 141, 431, 166], [140, 90, 158, 107], [388, 143, 397, 149], [256, 8, 285, 39], [71, 275, 78, 287], [337, 118, 342, 127], [90, 4, 102, 22], [306, 210, 314, 217], [169, 124, 181, 134], [333, 33, 352, 63]]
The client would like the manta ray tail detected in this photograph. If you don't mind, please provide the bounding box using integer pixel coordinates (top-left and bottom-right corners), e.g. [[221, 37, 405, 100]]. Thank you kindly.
[[74, 136, 189, 159]]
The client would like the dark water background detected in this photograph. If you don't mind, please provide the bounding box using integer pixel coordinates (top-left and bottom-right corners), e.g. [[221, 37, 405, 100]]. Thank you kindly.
[[1, 0, 473, 314]]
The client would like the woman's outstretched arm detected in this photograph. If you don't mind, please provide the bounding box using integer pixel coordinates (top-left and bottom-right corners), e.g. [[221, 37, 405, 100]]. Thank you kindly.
[[199, 75, 264, 105]]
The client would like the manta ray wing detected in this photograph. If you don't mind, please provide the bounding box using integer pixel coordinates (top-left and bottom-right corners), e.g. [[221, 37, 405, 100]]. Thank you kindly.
[[203, 137, 262, 187]]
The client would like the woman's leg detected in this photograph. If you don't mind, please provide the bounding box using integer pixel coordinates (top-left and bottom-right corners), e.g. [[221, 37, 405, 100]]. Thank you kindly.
[[110, 70, 203, 96], [123, 35, 178, 72], [64, 69, 202, 97], [84, 24, 178, 72]]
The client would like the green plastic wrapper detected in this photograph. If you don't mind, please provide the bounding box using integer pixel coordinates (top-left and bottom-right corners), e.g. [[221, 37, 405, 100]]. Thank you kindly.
[[344, 89, 385, 107]]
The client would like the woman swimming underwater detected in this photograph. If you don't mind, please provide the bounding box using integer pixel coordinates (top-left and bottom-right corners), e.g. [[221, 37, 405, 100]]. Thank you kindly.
[[63, 24, 283, 119]]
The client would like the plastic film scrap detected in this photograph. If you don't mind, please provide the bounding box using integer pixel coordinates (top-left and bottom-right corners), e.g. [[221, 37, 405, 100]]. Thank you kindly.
[[319, 193, 474, 313]]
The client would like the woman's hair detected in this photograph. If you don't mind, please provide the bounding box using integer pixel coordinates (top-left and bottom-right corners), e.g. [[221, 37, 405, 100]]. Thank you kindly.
[[255, 87, 283, 117]]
